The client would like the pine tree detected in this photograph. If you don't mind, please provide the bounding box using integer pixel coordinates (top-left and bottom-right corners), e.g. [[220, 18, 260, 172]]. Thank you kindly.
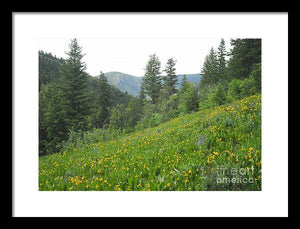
[[96, 72, 111, 128], [201, 47, 219, 86], [226, 38, 261, 80], [181, 74, 187, 85], [162, 57, 178, 97], [217, 38, 227, 80], [60, 38, 91, 132], [138, 86, 146, 105], [180, 75, 188, 95], [141, 54, 162, 104], [125, 97, 143, 128], [43, 82, 68, 154]]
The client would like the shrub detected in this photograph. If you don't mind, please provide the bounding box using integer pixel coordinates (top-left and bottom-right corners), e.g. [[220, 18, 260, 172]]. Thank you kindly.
[[135, 102, 162, 130], [160, 94, 179, 122], [208, 83, 227, 106], [109, 104, 126, 130], [179, 82, 198, 114], [227, 79, 243, 102]]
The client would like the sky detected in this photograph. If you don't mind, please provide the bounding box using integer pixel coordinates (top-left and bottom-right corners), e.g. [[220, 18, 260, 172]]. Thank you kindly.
[[39, 38, 232, 77]]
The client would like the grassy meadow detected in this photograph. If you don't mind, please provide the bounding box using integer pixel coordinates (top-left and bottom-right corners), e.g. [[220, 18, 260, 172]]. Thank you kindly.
[[39, 94, 261, 191]]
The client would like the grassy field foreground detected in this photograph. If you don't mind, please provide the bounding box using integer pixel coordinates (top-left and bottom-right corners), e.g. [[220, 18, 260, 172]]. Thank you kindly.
[[39, 94, 261, 191]]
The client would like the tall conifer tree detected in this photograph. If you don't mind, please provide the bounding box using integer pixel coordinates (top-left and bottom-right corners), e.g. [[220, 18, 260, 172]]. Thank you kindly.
[[163, 57, 178, 96], [60, 38, 91, 132], [201, 47, 219, 86], [217, 38, 227, 80], [227, 38, 261, 80], [141, 54, 162, 104], [96, 72, 111, 128]]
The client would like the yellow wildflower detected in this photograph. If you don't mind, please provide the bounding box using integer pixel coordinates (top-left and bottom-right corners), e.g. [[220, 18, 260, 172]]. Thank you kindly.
[[213, 152, 219, 156]]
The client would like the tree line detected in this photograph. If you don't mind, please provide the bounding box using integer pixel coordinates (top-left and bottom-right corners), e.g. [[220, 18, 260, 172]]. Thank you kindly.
[[39, 38, 261, 156]]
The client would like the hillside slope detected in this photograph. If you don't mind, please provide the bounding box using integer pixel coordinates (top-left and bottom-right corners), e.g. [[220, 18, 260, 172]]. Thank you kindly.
[[39, 94, 261, 191]]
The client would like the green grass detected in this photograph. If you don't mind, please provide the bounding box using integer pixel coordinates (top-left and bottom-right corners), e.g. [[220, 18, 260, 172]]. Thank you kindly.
[[39, 94, 261, 191]]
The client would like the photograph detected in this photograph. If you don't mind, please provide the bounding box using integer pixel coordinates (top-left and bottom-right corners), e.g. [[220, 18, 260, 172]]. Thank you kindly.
[[38, 37, 262, 191], [12, 12, 289, 218]]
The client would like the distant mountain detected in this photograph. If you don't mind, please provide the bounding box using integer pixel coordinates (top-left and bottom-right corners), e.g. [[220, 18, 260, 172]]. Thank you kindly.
[[176, 74, 202, 88], [105, 72, 142, 96], [104, 71, 202, 96]]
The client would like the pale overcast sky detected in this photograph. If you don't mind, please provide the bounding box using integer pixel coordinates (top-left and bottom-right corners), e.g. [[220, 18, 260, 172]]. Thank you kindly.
[[39, 38, 232, 77]]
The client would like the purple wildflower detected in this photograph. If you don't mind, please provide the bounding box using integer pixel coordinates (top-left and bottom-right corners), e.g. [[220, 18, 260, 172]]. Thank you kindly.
[[196, 134, 207, 146]]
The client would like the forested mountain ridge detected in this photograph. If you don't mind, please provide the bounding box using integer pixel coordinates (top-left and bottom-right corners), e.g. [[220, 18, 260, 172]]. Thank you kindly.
[[39, 51, 65, 91]]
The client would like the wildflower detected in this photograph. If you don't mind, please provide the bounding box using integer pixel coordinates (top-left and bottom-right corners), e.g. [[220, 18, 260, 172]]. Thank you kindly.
[[196, 134, 207, 146], [213, 152, 219, 156], [166, 183, 171, 187]]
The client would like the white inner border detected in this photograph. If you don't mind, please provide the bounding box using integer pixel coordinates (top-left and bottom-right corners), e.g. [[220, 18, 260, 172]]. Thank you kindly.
[[13, 13, 288, 217]]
